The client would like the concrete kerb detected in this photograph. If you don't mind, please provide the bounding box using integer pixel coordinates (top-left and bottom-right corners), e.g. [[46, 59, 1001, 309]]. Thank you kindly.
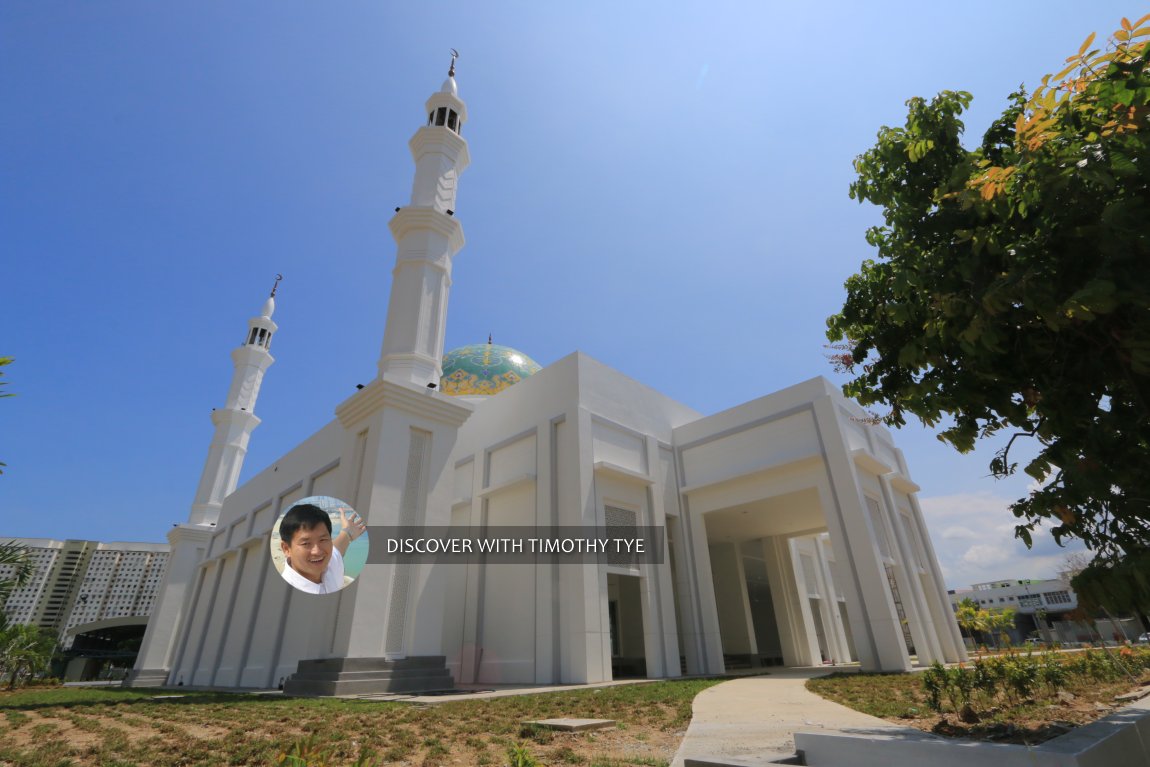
[[795, 696, 1150, 767], [675, 666, 1150, 767]]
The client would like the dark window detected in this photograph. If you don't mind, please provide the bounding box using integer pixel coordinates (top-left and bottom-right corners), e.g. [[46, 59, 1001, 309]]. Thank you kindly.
[[435, 107, 447, 126]]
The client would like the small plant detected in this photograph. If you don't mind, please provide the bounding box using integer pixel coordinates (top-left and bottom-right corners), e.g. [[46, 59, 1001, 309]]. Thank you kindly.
[[507, 742, 539, 767], [1002, 655, 1038, 704]]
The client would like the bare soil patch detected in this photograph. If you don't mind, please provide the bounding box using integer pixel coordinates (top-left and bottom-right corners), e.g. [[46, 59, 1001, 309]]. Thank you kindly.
[[0, 678, 722, 766]]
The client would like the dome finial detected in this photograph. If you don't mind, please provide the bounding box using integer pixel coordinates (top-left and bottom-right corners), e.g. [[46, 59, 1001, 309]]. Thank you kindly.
[[487, 333, 492, 345], [448, 48, 458, 78], [270, 273, 282, 298]]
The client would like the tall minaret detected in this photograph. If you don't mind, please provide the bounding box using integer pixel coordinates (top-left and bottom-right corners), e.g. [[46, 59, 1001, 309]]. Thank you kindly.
[[189, 280, 279, 524], [377, 52, 469, 386], [284, 61, 475, 695], [127, 281, 280, 687]]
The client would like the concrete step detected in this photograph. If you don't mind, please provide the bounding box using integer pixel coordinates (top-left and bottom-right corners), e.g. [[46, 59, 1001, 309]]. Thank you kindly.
[[283, 656, 455, 697]]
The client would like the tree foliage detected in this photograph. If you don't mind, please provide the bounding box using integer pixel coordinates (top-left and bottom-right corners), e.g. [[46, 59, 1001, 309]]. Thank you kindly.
[[954, 597, 1017, 649], [0, 623, 55, 689], [955, 597, 986, 639], [827, 17, 1150, 557], [0, 540, 33, 620], [1071, 548, 1150, 620]]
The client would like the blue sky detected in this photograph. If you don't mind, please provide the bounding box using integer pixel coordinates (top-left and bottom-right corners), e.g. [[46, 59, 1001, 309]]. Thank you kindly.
[[1, 2, 1134, 588]]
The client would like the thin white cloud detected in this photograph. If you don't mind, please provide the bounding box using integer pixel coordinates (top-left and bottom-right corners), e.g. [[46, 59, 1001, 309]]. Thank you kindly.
[[918, 491, 1089, 589], [940, 525, 979, 540]]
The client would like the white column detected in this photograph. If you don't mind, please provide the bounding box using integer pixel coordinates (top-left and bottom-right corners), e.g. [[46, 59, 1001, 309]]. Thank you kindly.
[[812, 394, 912, 672], [709, 542, 758, 657], [813, 537, 853, 664], [761, 535, 818, 667], [880, 475, 942, 665]]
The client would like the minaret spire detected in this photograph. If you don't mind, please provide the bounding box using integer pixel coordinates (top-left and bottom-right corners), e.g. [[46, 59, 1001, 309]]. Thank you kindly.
[[188, 283, 280, 525], [377, 65, 470, 386]]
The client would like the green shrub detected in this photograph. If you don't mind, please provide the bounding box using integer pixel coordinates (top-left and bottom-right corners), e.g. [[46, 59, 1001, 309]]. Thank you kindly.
[[506, 743, 538, 767], [921, 647, 1148, 718]]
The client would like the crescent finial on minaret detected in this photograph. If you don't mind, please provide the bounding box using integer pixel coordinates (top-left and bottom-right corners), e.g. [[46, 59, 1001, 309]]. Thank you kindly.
[[449, 48, 459, 77], [270, 273, 283, 298]]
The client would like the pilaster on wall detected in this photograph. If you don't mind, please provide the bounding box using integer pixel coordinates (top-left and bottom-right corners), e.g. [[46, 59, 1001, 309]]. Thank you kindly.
[[124, 525, 213, 686], [644, 436, 682, 679], [575, 407, 610, 683], [532, 418, 553, 683], [679, 492, 725, 675], [330, 377, 472, 662], [811, 395, 912, 673]]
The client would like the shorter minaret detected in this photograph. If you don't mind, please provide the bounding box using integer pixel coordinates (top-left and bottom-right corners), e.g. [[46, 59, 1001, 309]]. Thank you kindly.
[[127, 280, 280, 687], [189, 279, 280, 524]]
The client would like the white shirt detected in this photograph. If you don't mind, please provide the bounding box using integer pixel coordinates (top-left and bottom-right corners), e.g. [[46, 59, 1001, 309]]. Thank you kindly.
[[280, 547, 346, 594]]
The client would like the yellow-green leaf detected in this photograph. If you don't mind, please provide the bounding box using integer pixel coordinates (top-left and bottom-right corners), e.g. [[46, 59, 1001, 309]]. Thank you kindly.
[[1079, 31, 1097, 55]]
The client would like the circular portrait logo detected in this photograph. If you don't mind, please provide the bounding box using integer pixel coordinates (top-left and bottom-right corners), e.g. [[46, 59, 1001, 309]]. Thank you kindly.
[[269, 496, 368, 595]]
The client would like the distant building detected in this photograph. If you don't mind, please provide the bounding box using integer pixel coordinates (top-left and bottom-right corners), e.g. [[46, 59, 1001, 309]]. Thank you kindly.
[[946, 578, 1143, 645], [948, 578, 1078, 617], [1, 538, 169, 650]]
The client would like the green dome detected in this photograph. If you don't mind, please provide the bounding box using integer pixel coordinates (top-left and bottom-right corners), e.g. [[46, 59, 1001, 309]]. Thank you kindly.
[[441, 343, 541, 396]]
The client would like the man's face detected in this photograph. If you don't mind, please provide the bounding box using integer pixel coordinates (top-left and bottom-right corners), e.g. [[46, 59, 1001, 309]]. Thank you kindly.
[[280, 523, 332, 584]]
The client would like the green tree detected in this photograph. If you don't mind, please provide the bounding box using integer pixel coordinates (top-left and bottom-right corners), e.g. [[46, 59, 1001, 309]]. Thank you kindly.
[[0, 541, 33, 626], [0, 623, 55, 689], [827, 17, 1150, 558], [985, 608, 1018, 649], [1071, 548, 1150, 632], [955, 597, 986, 642]]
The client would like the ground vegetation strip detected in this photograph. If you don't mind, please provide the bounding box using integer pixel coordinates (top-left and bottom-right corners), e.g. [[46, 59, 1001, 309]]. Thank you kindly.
[[807, 646, 1150, 745], [0, 678, 722, 767]]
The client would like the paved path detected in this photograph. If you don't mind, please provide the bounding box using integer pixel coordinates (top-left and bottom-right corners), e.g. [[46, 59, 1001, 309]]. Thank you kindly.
[[671, 668, 913, 766]]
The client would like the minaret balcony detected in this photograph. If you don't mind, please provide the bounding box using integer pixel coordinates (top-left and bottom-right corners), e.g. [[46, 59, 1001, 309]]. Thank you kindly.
[[388, 207, 465, 254]]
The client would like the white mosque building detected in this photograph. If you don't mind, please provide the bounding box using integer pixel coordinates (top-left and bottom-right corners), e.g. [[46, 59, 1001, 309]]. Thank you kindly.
[[127, 63, 966, 694]]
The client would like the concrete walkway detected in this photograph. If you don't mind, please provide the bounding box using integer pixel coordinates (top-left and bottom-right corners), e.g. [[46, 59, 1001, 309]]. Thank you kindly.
[[671, 668, 915, 766]]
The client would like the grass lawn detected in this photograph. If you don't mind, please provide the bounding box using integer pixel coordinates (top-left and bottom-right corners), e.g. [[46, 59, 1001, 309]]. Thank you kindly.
[[807, 648, 1150, 746], [0, 678, 724, 767]]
